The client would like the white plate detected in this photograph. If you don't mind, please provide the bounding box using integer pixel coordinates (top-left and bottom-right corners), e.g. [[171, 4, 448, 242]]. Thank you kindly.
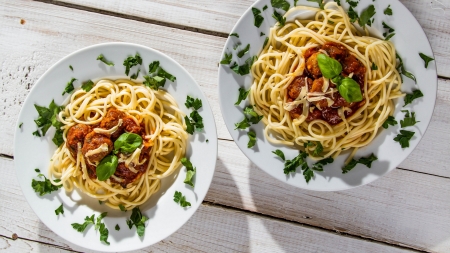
[[14, 42, 217, 252], [218, 0, 437, 191]]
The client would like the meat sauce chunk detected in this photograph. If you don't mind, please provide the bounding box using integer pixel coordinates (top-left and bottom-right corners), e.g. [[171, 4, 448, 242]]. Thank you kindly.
[[122, 116, 141, 134], [306, 52, 322, 79], [322, 42, 348, 61], [342, 54, 366, 85], [287, 76, 313, 99], [66, 124, 91, 158]]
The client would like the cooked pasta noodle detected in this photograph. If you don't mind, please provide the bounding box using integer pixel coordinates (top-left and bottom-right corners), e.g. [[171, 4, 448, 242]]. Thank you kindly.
[[249, 2, 404, 161], [48, 79, 187, 210]]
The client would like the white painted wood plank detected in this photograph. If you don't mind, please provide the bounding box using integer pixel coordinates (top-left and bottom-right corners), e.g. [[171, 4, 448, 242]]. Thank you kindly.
[[55, 0, 450, 78], [0, 158, 410, 253], [0, 236, 71, 253], [208, 140, 450, 252], [1, 0, 450, 178]]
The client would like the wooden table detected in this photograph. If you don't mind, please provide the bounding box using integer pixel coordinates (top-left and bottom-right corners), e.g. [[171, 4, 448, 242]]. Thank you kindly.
[[1, 0, 449, 252]]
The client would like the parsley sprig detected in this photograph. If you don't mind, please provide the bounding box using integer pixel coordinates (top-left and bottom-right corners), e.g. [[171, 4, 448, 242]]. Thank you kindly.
[[123, 53, 142, 76], [272, 0, 290, 11], [184, 96, 204, 134], [342, 154, 378, 174], [396, 53, 416, 83], [181, 157, 196, 187], [307, 0, 324, 9], [72, 214, 95, 232], [220, 53, 232, 65], [394, 130, 415, 148], [97, 54, 114, 66], [235, 106, 263, 130], [143, 61, 176, 90], [382, 115, 397, 129], [419, 53, 434, 68], [126, 207, 149, 237], [252, 8, 264, 28], [33, 100, 65, 146], [235, 88, 250, 105], [247, 130, 257, 148], [400, 110, 419, 128], [384, 5, 393, 15], [32, 168, 62, 196], [62, 78, 77, 95], [55, 204, 64, 215], [404, 90, 423, 107], [174, 191, 191, 207], [82, 80, 94, 92]]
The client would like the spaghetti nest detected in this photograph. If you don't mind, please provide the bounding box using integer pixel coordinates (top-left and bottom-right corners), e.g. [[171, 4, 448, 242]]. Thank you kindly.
[[49, 79, 187, 210], [250, 2, 403, 161]]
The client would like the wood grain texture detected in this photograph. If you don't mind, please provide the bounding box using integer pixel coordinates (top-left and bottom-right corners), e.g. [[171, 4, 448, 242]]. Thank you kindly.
[[1, 0, 450, 177], [208, 140, 450, 252], [54, 0, 450, 78], [0, 157, 411, 253], [0, 236, 72, 253]]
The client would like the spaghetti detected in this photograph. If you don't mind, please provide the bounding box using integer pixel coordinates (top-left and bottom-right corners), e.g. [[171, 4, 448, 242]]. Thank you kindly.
[[48, 79, 187, 210], [249, 2, 404, 161]]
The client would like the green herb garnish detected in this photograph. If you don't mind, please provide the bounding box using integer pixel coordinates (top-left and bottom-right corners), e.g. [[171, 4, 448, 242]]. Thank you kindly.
[[114, 133, 143, 154], [307, 0, 324, 9], [400, 110, 419, 128], [312, 142, 323, 157], [419, 53, 434, 68], [396, 53, 416, 83], [237, 44, 250, 58], [273, 149, 285, 161], [311, 157, 333, 171], [123, 53, 142, 76], [62, 78, 76, 95], [384, 5, 392, 15], [404, 90, 423, 107], [272, 10, 286, 26], [247, 130, 257, 148], [243, 106, 263, 124], [115, 224, 120, 231], [263, 5, 268, 11], [342, 153, 378, 174], [348, 6, 359, 23], [81, 80, 94, 92], [284, 151, 308, 175], [235, 88, 250, 105], [119, 204, 127, 212], [235, 117, 251, 130], [126, 207, 149, 237], [185, 95, 202, 110], [229, 33, 239, 38], [371, 63, 378, 70], [71, 214, 95, 233], [220, 53, 232, 65], [55, 204, 64, 215], [130, 69, 140, 79], [271, 0, 290, 11], [96, 155, 119, 181], [252, 7, 264, 28], [19, 122, 23, 128], [97, 54, 114, 66], [69, 65, 73, 71], [358, 5, 375, 28], [181, 157, 196, 187], [31, 168, 62, 196], [394, 130, 415, 148], [382, 115, 397, 129], [174, 191, 191, 207]]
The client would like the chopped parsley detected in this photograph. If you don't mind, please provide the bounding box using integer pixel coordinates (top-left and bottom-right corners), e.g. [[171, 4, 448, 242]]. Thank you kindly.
[[271, 0, 290, 11], [307, 0, 324, 9], [181, 157, 196, 187], [358, 5, 375, 28], [115, 224, 120, 231], [334, 0, 341, 6], [311, 157, 333, 172], [230, 56, 255, 76], [371, 62, 378, 70], [69, 65, 73, 71], [263, 5, 268, 11], [346, 0, 359, 7], [284, 151, 308, 175], [229, 33, 239, 38], [400, 110, 419, 128], [272, 10, 286, 26], [71, 214, 95, 233], [81, 80, 94, 92], [396, 53, 416, 83], [233, 43, 241, 50], [263, 37, 269, 48], [185, 95, 202, 110], [384, 33, 395, 41], [342, 153, 378, 174], [33, 100, 65, 146], [235, 117, 251, 130], [143, 61, 176, 90], [174, 191, 191, 207], [19, 122, 23, 128], [273, 149, 285, 161], [394, 130, 415, 148], [55, 204, 64, 215], [220, 52, 232, 65], [130, 69, 140, 79], [252, 7, 264, 28], [260, 32, 265, 36], [235, 87, 250, 105], [126, 207, 149, 237], [382, 115, 397, 129], [189, 111, 204, 130], [243, 106, 263, 124], [404, 90, 423, 107], [123, 53, 142, 76], [295, 0, 300, 6], [206, 139, 209, 143], [119, 204, 127, 212], [62, 78, 76, 95], [312, 142, 323, 157], [97, 220, 110, 245], [382, 21, 396, 40], [31, 168, 62, 196], [419, 53, 434, 68], [95, 212, 107, 231], [237, 44, 250, 58], [348, 6, 359, 23], [97, 54, 114, 66], [247, 130, 256, 148], [384, 5, 393, 15], [99, 200, 103, 205]]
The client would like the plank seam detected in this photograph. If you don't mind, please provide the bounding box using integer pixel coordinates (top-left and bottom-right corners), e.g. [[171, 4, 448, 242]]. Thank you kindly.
[[201, 201, 427, 252], [0, 234, 81, 253], [33, 0, 229, 38]]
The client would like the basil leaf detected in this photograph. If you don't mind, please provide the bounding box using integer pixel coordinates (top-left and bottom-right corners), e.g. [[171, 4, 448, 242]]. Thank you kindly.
[[96, 155, 119, 181], [338, 78, 363, 103], [114, 133, 143, 154], [317, 54, 342, 79]]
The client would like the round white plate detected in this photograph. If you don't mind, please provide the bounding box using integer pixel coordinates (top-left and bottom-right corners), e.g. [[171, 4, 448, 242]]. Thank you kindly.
[[14, 42, 217, 252], [218, 0, 437, 191]]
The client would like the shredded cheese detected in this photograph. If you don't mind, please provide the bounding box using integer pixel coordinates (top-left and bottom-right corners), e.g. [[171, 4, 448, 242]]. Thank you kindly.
[[94, 119, 123, 135]]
